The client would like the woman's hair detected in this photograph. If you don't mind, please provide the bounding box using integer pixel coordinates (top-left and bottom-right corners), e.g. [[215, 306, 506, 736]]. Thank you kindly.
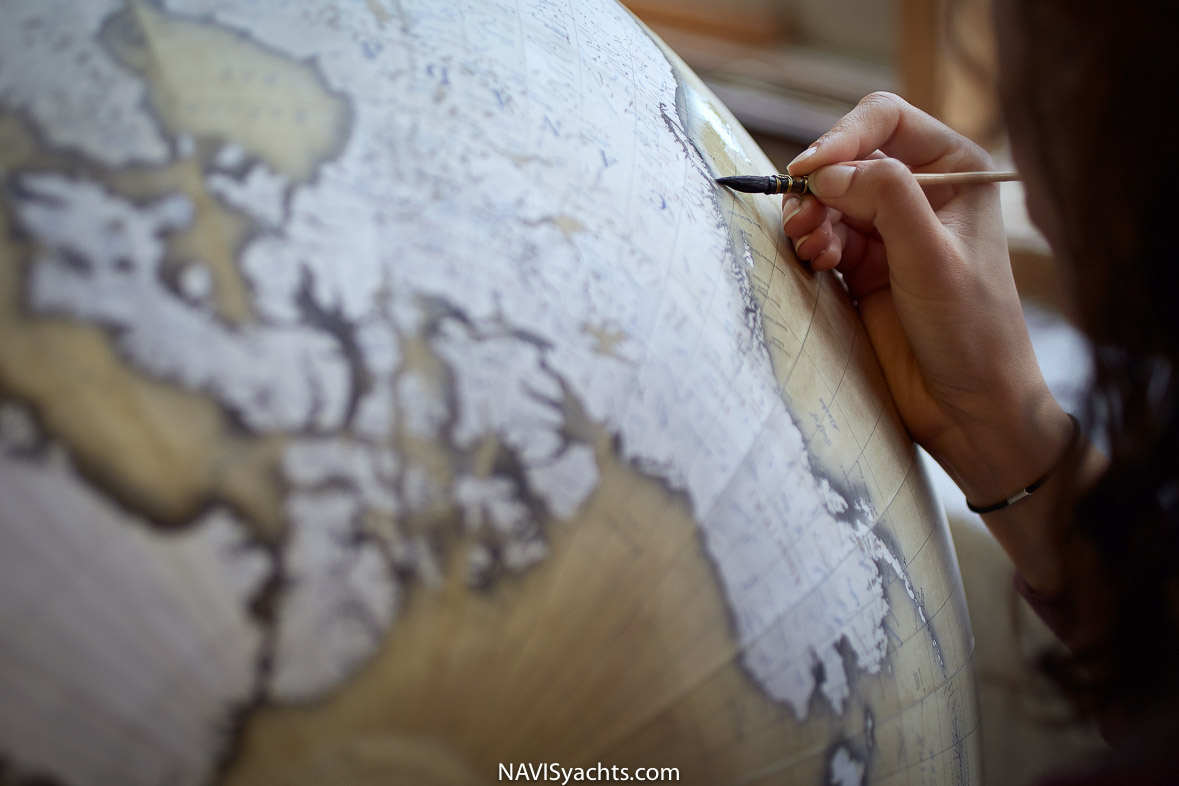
[[999, 0, 1179, 734]]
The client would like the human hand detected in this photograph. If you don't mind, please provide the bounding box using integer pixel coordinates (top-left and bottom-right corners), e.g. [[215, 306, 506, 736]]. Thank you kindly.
[[782, 92, 1073, 506]]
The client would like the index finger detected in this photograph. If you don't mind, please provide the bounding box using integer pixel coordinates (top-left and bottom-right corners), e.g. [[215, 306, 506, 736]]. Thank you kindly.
[[787, 92, 989, 175]]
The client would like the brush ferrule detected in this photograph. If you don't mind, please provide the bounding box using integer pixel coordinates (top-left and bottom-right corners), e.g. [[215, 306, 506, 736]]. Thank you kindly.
[[770, 174, 809, 195]]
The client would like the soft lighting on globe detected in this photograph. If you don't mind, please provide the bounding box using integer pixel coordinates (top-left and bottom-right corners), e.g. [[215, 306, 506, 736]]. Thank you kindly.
[[0, 1, 978, 784]]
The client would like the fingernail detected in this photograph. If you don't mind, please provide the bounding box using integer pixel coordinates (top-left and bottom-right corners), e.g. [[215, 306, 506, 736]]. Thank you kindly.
[[788, 146, 818, 171], [793, 233, 810, 254], [809, 165, 856, 198], [782, 196, 803, 224]]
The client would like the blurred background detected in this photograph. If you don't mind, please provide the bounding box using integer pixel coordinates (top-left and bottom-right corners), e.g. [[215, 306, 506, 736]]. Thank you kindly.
[[620, 0, 1109, 783]]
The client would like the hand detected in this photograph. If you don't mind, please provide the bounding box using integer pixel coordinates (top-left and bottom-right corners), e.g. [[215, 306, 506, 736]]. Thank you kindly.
[[782, 92, 1073, 506]]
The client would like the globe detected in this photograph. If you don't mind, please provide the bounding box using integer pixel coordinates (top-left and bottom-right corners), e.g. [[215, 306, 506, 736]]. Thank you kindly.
[[0, 1, 979, 784]]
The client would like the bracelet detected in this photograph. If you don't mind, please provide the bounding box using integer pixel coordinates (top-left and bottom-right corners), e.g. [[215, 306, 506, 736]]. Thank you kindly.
[[965, 414, 1081, 514]]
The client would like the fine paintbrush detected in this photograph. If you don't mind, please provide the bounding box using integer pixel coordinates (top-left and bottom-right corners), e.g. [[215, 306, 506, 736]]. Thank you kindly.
[[716, 171, 1020, 196]]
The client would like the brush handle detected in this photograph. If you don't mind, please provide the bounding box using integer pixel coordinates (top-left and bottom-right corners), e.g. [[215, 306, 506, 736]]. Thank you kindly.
[[911, 170, 1020, 186], [716, 170, 1021, 196]]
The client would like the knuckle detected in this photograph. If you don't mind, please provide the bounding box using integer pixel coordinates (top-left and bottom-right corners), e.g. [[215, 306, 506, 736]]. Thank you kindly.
[[859, 91, 906, 112], [875, 156, 910, 178], [948, 135, 993, 170], [858, 158, 913, 200], [973, 145, 997, 171], [869, 156, 911, 184]]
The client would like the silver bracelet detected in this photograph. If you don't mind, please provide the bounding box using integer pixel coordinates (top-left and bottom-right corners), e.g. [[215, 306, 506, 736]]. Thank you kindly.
[[965, 414, 1081, 514]]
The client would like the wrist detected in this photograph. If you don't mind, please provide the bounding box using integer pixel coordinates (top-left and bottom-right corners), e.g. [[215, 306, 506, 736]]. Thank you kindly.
[[965, 413, 1079, 513], [935, 391, 1075, 506]]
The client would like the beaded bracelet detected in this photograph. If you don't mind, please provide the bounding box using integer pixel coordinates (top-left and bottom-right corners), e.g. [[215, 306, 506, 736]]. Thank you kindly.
[[965, 414, 1081, 514]]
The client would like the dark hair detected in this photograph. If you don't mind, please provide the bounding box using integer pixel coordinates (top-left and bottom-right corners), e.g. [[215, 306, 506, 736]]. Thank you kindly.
[[999, 0, 1179, 736]]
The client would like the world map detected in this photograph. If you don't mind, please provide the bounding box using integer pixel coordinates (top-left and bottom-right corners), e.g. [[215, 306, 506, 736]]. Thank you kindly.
[[0, 1, 979, 784]]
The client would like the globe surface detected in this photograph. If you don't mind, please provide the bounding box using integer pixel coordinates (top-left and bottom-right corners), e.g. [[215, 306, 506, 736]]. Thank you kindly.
[[0, 2, 979, 784]]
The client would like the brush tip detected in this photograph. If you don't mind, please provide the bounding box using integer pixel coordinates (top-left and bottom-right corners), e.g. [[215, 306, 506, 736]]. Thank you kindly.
[[715, 175, 772, 193]]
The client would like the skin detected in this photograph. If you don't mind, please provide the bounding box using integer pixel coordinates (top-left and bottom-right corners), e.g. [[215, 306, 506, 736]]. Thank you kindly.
[[781, 91, 1106, 594]]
